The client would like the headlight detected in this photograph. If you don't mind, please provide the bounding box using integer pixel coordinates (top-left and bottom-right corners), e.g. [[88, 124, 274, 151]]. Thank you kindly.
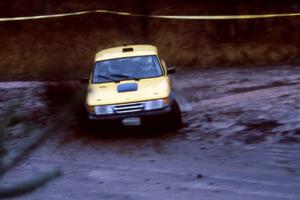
[[93, 105, 114, 115], [144, 98, 169, 110]]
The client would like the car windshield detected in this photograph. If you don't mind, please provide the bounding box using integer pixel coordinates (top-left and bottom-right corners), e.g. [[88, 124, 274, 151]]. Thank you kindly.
[[93, 55, 163, 83]]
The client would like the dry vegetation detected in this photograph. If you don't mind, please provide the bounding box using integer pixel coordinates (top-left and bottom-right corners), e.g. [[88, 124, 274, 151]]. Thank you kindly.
[[0, 0, 300, 80]]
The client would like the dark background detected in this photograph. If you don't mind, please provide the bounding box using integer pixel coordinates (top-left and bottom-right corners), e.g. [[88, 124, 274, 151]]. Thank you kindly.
[[1, 0, 300, 80]]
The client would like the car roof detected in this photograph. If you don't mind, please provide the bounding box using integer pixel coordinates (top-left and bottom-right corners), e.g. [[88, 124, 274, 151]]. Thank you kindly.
[[95, 45, 158, 62]]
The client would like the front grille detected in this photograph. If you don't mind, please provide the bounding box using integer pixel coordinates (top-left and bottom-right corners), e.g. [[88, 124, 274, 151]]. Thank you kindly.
[[113, 102, 144, 114]]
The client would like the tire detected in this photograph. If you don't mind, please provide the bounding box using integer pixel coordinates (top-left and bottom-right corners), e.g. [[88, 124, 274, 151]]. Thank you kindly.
[[169, 100, 182, 128]]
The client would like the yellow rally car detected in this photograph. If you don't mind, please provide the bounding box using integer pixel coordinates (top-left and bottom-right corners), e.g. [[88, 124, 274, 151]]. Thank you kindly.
[[81, 45, 182, 126]]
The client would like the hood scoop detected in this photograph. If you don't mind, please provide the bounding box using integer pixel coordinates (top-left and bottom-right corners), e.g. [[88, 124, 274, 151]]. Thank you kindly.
[[117, 83, 138, 93]]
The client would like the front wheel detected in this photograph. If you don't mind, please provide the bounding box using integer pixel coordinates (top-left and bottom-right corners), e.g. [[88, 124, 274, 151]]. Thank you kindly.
[[169, 100, 182, 129]]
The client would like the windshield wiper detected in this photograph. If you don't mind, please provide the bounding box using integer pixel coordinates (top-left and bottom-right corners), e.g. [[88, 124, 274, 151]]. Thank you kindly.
[[96, 75, 119, 82], [109, 73, 140, 81]]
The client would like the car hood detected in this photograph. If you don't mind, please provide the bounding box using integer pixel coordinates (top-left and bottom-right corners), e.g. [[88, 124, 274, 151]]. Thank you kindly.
[[86, 76, 171, 106]]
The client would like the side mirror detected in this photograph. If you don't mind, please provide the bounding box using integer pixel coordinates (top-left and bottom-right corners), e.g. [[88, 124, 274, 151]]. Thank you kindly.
[[167, 67, 176, 74], [80, 77, 89, 84]]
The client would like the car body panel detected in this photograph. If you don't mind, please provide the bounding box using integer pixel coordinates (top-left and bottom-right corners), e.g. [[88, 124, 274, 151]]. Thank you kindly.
[[87, 76, 171, 106], [95, 45, 158, 62]]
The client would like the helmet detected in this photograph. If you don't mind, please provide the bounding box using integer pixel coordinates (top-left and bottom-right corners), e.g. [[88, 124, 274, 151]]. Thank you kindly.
[[141, 57, 153, 71], [108, 64, 120, 74]]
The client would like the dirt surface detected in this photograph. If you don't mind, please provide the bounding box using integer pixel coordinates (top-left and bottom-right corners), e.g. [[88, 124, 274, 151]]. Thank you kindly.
[[0, 66, 300, 199]]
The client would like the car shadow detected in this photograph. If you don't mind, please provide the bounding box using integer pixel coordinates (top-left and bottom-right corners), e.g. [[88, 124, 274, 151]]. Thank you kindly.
[[79, 121, 182, 139]]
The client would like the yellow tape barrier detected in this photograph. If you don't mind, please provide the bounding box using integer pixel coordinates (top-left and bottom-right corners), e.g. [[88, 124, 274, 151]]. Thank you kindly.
[[1, 9, 300, 22]]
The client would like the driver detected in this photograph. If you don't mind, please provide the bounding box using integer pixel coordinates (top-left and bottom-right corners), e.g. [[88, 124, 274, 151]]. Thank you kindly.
[[108, 63, 121, 75], [140, 57, 155, 76]]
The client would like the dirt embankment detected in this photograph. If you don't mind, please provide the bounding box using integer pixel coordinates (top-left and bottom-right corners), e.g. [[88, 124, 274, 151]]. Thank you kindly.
[[1, 0, 300, 80]]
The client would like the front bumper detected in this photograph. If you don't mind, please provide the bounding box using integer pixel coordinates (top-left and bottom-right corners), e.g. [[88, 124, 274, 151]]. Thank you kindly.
[[88, 105, 172, 122]]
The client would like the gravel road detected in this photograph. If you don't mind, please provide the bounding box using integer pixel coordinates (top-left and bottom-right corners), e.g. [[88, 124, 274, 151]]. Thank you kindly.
[[0, 66, 300, 200]]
